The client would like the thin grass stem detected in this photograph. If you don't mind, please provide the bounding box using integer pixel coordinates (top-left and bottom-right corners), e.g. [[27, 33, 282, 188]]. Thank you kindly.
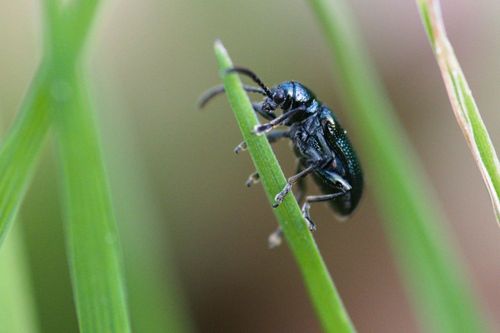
[[417, 0, 500, 223]]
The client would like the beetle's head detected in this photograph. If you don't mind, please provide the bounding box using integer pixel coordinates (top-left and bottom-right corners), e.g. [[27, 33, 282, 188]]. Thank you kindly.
[[261, 86, 287, 114]]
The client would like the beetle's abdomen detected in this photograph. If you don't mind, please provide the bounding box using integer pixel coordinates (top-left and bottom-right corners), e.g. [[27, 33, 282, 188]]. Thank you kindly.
[[329, 136, 363, 217]]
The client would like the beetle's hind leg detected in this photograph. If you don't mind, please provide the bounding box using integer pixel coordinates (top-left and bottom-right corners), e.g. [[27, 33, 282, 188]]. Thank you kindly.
[[268, 180, 314, 248], [294, 161, 307, 204], [301, 190, 349, 229], [268, 161, 308, 248], [267, 228, 283, 248]]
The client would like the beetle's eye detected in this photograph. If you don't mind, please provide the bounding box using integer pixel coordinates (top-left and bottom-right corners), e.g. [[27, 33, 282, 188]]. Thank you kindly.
[[273, 89, 285, 104]]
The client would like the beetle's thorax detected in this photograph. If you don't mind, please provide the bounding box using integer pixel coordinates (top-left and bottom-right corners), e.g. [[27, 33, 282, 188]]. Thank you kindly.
[[289, 114, 333, 162]]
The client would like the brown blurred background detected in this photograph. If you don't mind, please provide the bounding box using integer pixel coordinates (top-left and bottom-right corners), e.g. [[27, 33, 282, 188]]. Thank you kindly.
[[0, 0, 499, 332]]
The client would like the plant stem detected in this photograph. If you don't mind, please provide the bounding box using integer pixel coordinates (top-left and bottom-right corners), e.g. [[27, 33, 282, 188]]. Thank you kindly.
[[0, 65, 52, 247], [53, 67, 131, 333], [214, 40, 355, 333], [0, 223, 39, 333], [417, 0, 500, 223], [43, 2, 131, 330]]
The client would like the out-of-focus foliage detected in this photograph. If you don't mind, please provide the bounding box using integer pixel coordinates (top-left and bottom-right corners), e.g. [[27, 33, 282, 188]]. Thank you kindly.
[[0, 1, 499, 332]]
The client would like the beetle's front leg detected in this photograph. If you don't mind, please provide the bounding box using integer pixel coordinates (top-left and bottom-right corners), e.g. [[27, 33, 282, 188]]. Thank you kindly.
[[253, 106, 305, 135]]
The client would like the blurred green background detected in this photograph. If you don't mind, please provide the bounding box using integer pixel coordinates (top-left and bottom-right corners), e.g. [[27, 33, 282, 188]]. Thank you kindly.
[[0, 0, 499, 332]]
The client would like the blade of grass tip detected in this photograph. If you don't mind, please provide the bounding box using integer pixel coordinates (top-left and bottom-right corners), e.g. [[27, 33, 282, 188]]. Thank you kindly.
[[53, 68, 131, 333], [417, 0, 500, 223], [307, 0, 491, 332], [0, 222, 39, 333], [214, 40, 355, 333]]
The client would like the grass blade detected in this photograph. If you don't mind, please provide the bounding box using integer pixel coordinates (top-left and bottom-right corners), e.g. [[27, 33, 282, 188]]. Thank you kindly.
[[214, 40, 355, 333], [417, 0, 500, 223], [0, 0, 99, 249], [0, 223, 39, 333], [0, 91, 40, 333], [53, 69, 131, 333], [44, 1, 132, 331], [0, 66, 52, 246], [307, 0, 491, 332]]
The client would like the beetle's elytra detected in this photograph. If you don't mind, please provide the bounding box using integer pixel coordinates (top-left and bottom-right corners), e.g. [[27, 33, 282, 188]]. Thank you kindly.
[[200, 67, 363, 247]]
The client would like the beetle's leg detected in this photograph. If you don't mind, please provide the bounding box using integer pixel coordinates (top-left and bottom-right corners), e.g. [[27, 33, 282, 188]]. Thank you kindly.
[[267, 162, 307, 248], [234, 130, 289, 154], [245, 172, 260, 187], [267, 161, 312, 248], [234, 141, 247, 154], [294, 161, 307, 204], [301, 202, 316, 231], [268, 227, 283, 249], [268, 171, 308, 249], [272, 163, 316, 208], [301, 188, 350, 229], [253, 106, 305, 135]]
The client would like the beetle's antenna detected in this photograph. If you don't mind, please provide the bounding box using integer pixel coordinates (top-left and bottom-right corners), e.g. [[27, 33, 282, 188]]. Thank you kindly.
[[198, 84, 267, 108], [226, 67, 273, 98]]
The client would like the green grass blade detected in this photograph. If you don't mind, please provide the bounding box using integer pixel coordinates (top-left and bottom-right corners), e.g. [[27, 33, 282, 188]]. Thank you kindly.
[[53, 69, 131, 333], [0, 65, 52, 247], [63, 0, 100, 60], [41, 0, 62, 58], [0, 92, 40, 333], [307, 0, 491, 332], [0, 0, 98, 249], [214, 40, 355, 333], [0, 223, 40, 333], [41, 1, 132, 330], [417, 0, 500, 223]]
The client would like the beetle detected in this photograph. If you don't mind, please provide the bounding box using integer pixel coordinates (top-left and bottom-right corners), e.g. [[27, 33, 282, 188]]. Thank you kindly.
[[199, 67, 363, 246]]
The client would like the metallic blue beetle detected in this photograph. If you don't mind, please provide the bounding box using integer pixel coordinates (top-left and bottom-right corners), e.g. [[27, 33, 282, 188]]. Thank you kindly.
[[200, 67, 363, 245]]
